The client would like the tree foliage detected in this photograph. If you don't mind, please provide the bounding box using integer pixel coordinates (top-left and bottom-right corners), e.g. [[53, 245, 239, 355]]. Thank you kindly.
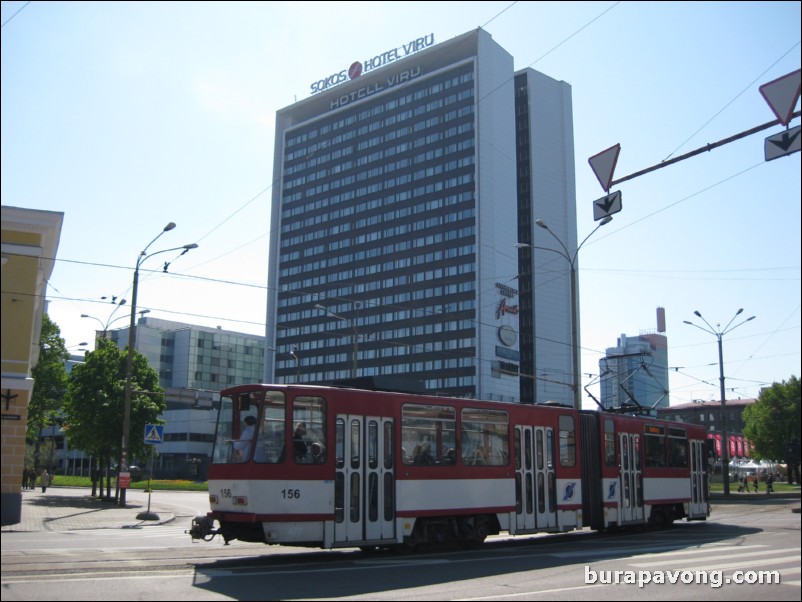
[[742, 375, 801, 483], [27, 313, 69, 443], [63, 339, 165, 466]]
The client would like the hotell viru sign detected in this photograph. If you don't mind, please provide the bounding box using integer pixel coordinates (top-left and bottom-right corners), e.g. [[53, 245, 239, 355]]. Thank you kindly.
[[310, 34, 434, 95]]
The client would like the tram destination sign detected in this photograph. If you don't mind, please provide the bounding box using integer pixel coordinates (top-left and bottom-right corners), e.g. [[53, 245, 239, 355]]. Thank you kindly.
[[310, 33, 434, 95]]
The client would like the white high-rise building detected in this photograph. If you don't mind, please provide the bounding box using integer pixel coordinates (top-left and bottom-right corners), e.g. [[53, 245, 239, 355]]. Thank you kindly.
[[266, 29, 577, 404]]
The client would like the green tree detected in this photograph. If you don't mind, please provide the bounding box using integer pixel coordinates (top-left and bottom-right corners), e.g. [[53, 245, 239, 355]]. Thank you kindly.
[[63, 338, 165, 499], [27, 314, 69, 470], [742, 375, 801, 484]]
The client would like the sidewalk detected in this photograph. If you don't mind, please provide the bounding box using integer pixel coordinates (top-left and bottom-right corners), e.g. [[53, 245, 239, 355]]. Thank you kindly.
[[1, 487, 176, 533]]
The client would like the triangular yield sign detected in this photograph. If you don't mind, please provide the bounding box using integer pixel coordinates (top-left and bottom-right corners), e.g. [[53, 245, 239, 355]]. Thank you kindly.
[[588, 144, 621, 192], [759, 69, 801, 126]]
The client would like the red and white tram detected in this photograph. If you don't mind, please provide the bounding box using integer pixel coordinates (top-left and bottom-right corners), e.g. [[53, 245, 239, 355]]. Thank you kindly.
[[189, 384, 710, 549]]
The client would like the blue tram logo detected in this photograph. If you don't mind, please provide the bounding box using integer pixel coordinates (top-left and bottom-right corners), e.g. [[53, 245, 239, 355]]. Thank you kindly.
[[562, 482, 577, 501], [607, 481, 617, 500]]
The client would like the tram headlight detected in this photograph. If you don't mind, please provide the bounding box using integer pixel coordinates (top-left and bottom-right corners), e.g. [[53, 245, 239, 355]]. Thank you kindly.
[[233, 496, 248, 506]]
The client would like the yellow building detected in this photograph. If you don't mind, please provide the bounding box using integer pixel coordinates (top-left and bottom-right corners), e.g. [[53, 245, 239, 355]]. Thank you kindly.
[[1, 205, 63, 526]]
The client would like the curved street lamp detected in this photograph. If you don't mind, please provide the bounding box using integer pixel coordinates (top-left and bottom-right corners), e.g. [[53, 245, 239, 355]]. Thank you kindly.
[[81, 297, 128, 338], [683, 308, 755, 496], [519, 216, 612, 409], [119, 222, 197, 506]]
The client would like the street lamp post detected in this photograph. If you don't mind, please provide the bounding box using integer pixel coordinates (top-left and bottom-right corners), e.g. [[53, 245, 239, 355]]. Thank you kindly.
[[315, 302, 361, 379], [523, 216, 612, 410], [289, 347, 300, 383], [683, 309, 755, 496], [81, 297, 127, 338], [119, 222, 197, 506]]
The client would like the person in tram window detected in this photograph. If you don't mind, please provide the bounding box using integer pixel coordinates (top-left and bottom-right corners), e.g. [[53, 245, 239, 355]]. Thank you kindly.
[[293, 422, 309, 462], [412, 443, 434, 465], [233, 415, 257, 462], [443, 448, 457, 465]]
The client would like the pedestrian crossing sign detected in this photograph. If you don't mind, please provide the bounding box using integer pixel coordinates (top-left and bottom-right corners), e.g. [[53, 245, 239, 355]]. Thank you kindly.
[[144, 424, 164, 445]]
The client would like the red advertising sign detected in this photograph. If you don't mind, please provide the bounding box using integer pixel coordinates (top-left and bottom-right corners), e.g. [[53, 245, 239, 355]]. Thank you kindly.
[[119, 472, 131, 489]]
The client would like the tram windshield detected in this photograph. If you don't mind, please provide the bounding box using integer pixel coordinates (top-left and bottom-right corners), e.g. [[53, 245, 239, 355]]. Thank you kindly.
[[212, 390, 286, 464]]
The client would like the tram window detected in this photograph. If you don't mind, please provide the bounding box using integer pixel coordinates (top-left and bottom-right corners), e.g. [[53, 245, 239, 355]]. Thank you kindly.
[[546, 429, 554, 470], [604, 419, 616, 465], [383, 422, 394, 470], [292, 396, 326, 465], [644, 425, 665, 467], [524, 429, 532, 471], [350, 473, 360, 522], [350, 420, 360, 469], [536, 430, 544, 470], [368, 473, 379, 522], [461, 408, 509, 466], [334, 473, 344, 523], [401, 404, 456, 465], [368, 421, 379, 470], [335, 418, 345, 470], [256, 392, 286, 463], [213, 396, 236, 464], [213, 391, 286, 465], [558, 415, 576, 467], [667, 428, 688, 468]]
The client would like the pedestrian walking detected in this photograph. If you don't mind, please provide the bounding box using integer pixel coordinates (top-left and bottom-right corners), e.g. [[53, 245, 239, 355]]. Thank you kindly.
[[766, 473, 774, 494], [40, 469, 50, 493]]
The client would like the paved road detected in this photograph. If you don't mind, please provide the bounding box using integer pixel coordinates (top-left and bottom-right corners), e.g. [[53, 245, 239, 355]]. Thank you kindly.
[[1, 489, 800, 601]]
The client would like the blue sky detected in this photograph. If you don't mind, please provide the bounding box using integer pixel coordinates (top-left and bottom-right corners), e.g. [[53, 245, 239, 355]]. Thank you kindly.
[[2, 1, 799, 409]]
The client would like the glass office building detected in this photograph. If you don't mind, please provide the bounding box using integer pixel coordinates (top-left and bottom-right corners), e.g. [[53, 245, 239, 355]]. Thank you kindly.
[[599, 332, 670, 412], [108, 317, 265, 390], [266, 29, 577, 404]]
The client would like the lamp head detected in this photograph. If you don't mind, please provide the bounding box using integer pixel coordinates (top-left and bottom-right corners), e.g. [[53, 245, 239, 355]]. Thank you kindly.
[[535, 219, 548, 230], [164, 222, 177, 232], [694, 310, 702, 318]]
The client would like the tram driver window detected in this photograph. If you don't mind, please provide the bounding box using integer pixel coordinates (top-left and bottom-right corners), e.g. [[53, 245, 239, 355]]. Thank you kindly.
[[255, 391, 286, 463], [644, 425, 665, 468]]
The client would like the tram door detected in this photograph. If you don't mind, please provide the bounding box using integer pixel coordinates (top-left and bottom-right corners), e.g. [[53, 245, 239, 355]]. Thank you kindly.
[[334, 415, 396, 544], [618, 433, 644, 523], [689, 439, 708, 517], [515, 426, 557, 532]]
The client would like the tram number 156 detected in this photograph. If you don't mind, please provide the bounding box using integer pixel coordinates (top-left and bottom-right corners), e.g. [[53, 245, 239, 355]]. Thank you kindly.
[[281, 489, 301, 499]]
